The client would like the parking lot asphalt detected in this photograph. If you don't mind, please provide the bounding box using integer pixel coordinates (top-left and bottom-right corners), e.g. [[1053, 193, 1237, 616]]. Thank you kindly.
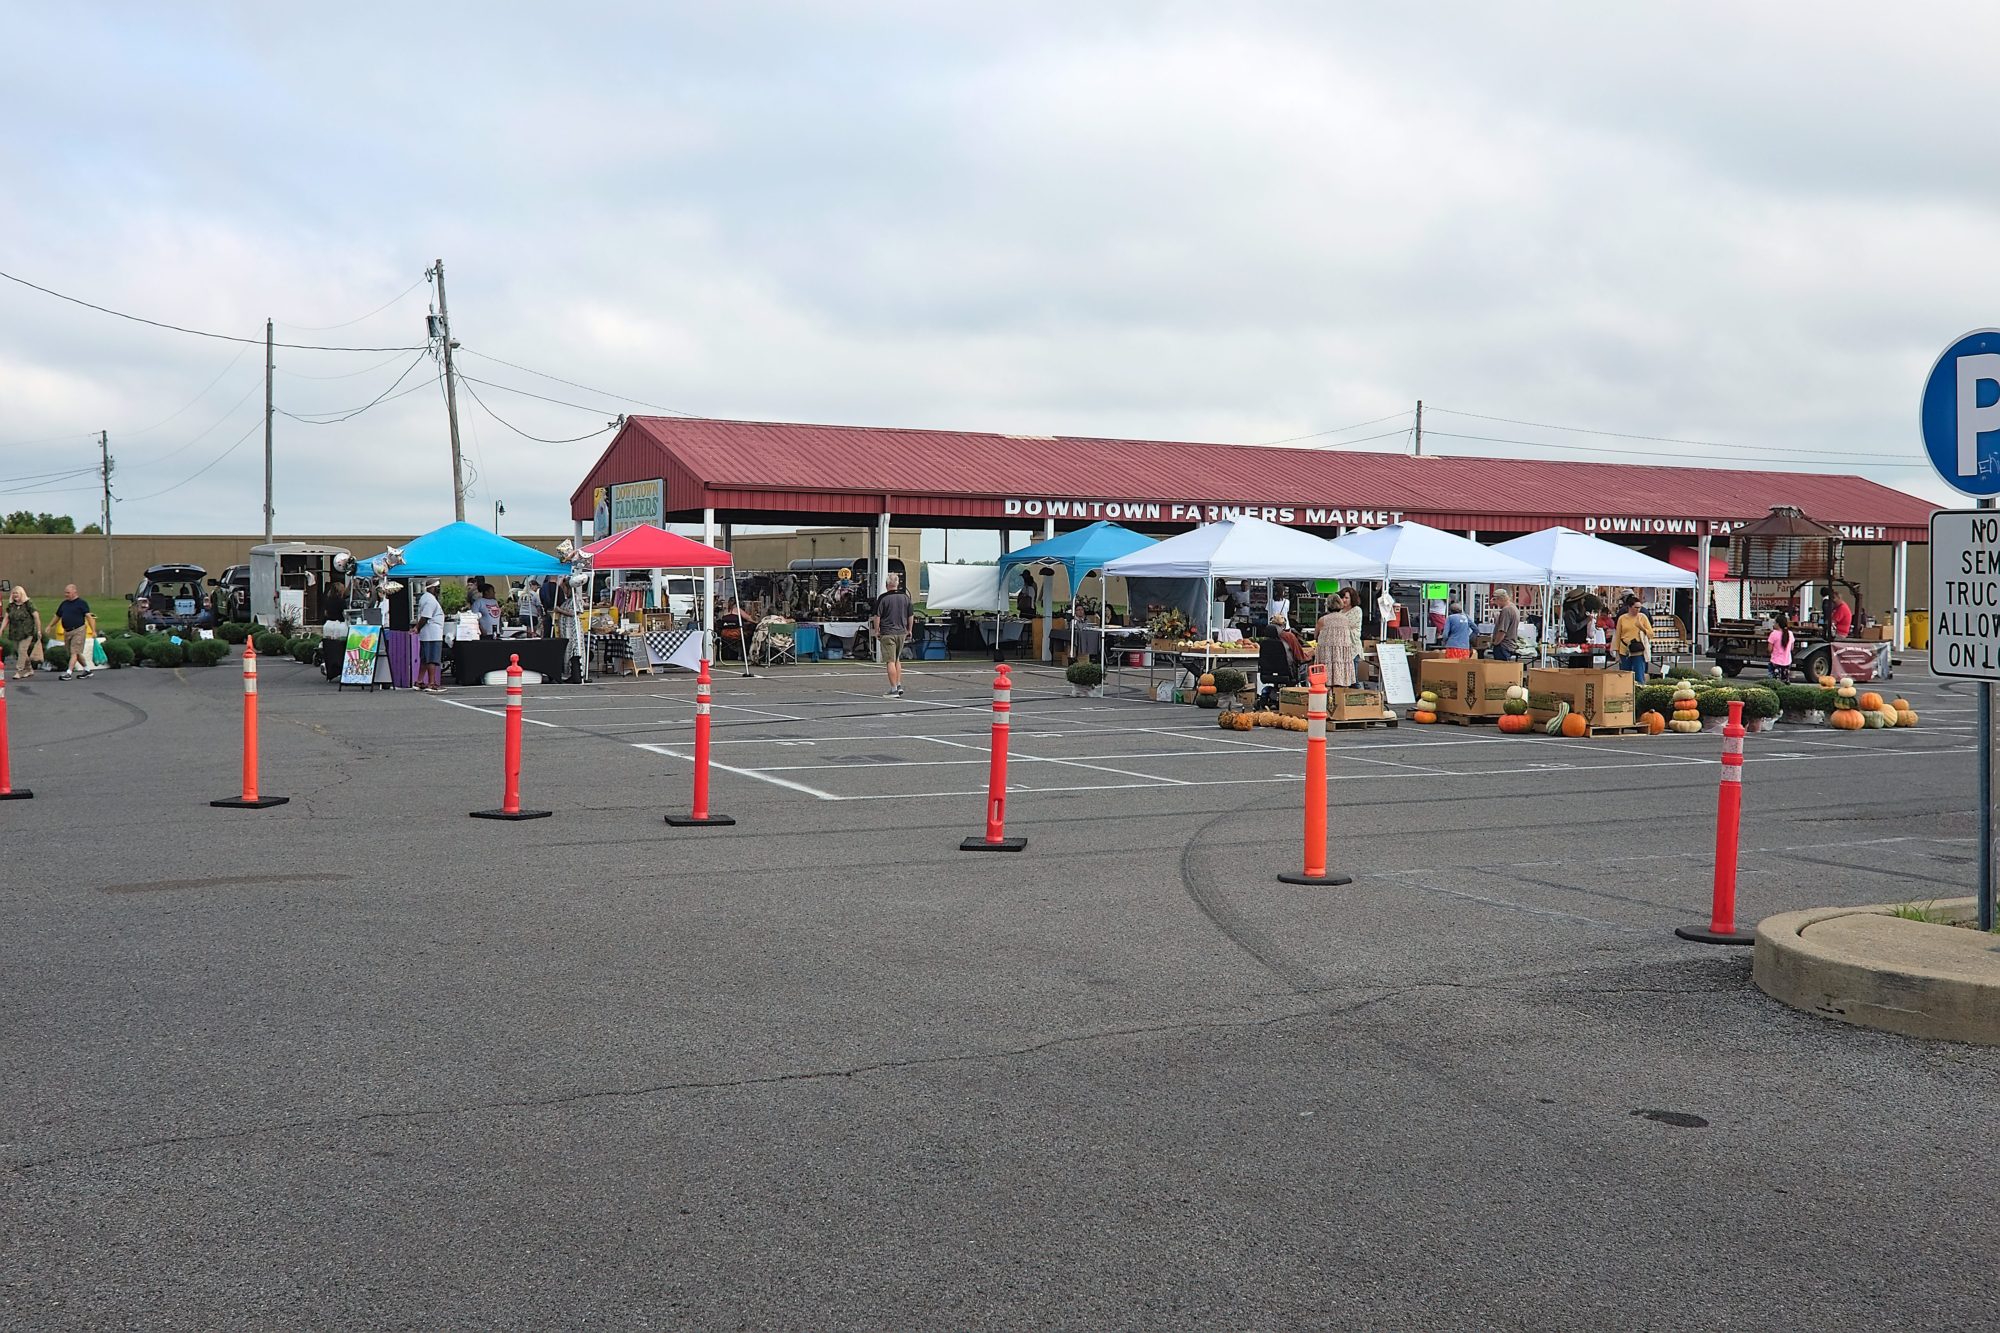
[[4, 655, 1997, 1330]]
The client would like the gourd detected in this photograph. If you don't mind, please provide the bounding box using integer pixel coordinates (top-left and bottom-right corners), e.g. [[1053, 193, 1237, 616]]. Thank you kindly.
[[1196, 672, 1218, 708], [1893, 698, 1919, 727], [1863, 709, 1888, 729], [1501, 685, 1529, 717], [1872, 706, 1899, 729], [1642, 710, 1667, 735], [1858, 691, 1885, 711], [1670, 681, 1703, 733], [1497, 713, 1534, 734], [1828, 683, 1865, 730], [1561, 710, 1589, 738], [1544, 700, 1571, 735]]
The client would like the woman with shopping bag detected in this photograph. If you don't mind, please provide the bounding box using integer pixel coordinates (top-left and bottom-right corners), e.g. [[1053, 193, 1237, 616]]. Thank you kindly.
[[5, 586, 41, 679]]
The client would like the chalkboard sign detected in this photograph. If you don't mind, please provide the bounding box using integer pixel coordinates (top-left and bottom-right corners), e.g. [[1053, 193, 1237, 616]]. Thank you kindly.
[[1375, 641, 1416, 706]]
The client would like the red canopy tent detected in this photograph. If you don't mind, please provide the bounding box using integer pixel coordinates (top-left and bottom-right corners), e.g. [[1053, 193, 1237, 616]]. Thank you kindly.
[[582, 523, 731, 568], [1664, 546, 1731, 581]]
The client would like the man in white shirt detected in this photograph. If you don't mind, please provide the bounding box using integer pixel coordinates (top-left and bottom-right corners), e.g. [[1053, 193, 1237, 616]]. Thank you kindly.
[[414, 579, 447, 693]]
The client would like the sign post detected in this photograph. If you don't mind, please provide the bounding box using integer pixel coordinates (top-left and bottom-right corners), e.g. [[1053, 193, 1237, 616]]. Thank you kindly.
[[1920, 329, 2000, 932]]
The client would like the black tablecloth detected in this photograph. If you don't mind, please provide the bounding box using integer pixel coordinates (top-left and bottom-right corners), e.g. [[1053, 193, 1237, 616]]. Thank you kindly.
[[451, 637, 568, 685]]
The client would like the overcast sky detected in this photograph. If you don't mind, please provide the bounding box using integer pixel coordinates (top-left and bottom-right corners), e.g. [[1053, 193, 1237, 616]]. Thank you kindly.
[[2, 1, 1995, 550]]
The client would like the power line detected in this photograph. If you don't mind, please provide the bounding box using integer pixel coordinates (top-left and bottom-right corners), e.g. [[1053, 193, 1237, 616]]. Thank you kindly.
[[0, 464, 100, 486], [0, 268, 426, 352], [275, 276, 427, 332], [1424, 404, 1892, 459], [119, 378, 264, 471], [1300, 425, 1416, 451], [457, 374, 620, 444], [275, 351, 411, 381], [455, 372, 625, 416], [455, 347, 700, 416], [278, 353, 434, 424], [1259, 410, 1412, 446], [120, 417, 263, 503]]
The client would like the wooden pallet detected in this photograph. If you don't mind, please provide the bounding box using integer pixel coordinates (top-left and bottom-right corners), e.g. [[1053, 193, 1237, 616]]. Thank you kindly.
[[1436, 712, 1498, 726], [1330, 715, 1400, 731], [1582, 723, 1649, 738]]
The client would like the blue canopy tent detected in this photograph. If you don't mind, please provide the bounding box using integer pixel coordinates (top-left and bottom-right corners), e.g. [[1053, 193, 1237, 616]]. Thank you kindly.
[[355, 522, 568, 578], [995, 521, 1156, 668]]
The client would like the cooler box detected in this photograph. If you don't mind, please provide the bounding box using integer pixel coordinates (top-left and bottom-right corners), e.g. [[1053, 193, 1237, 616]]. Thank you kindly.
[[1418, 659, 1524, 717], [1527, 667, 1637, 729]]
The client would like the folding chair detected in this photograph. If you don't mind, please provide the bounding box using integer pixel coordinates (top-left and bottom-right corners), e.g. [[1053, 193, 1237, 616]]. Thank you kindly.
[[761, 626, 798, 667]]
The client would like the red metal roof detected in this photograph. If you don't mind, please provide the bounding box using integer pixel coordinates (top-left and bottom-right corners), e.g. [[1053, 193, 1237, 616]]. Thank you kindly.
[[571, 417, 1937, 542]]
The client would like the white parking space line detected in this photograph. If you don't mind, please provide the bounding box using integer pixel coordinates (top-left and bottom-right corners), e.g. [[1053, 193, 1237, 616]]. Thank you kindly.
[[439, 698, 559, 727], [632, 742, 843, 801]]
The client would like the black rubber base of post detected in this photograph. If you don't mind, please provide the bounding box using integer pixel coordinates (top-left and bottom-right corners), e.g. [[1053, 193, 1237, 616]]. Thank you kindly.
[[0, 788, 32, 800], [210, 796, 290, 809], [960, 836, 1027, 851], [664, 813, 737, 827], [471, 808, 553, 821], [1675, 925, 1757, 946], [1278, 871, 1353, 886]]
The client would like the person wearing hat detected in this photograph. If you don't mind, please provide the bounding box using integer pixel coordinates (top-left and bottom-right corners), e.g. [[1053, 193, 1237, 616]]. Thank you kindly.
[[1615, 593, 1654, 684], [413, 579, 448, 693]]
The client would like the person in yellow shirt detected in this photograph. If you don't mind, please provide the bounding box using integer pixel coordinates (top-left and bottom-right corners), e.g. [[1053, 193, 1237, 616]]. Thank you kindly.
[[1615, 593, 1654, 684]]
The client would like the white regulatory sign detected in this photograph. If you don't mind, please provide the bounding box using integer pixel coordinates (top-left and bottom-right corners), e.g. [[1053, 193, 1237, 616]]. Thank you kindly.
[[1928, 509, 2000, 680]]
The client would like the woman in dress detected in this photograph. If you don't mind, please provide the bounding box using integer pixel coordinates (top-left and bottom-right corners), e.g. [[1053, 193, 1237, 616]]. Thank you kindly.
[[1315, 589, 1362, 686]]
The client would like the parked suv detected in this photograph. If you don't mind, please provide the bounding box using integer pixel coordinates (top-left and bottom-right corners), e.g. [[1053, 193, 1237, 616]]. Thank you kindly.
[[209, 564, 249, 623], [127, 563, 210, 633]]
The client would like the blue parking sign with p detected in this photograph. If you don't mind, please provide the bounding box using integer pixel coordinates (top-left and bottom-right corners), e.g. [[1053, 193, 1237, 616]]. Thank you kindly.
[[1922, 328, 2000, 496]]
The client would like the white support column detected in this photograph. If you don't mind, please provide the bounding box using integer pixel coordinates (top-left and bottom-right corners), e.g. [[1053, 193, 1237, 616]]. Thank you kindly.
[[1893, 540, 1909, 648], [572, 518, 584, 545], [873, 509, 890, 663], [702, 507, 718, 661], [1041, 518, 1055, 662], [1696, 534, 1712, 655]]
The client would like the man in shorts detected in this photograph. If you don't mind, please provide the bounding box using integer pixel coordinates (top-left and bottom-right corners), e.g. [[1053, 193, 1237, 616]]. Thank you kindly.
[[414, 579, 447, 693], [55, 584, 92, 680], [871, 573, 914, 698]]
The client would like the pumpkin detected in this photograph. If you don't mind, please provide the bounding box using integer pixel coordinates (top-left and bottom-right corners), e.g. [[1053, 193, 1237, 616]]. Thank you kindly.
[[1817, 675, 1836, 688], [1642, 711, 1667, 735], [1862, 710, 1887, 729], [1544, 700, 1571, 735], [1858, 691, 1885, 711], [1502, 685, 1530, 716], [1896, 705, 1919, 727], [1828, 704, 1865, 730], [1561, 711, 1589, 738], [1196, 672, 1218, 708], [1412, 709, 1438, 724], [1497, 713, 1534, 734], [1873, 707, 1899, 729]]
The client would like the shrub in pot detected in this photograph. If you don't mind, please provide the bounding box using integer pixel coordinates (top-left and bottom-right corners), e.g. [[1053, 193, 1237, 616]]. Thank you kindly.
[[101, 639, 136, 669], [217, 621, 252, 645], [149, 639, 186, 668], [1212, 667, 1248, 699], [187, 639, 229, 667], [253, 631, 286, 658], [1064, 660, 1105, 691], [44, 643, 69, 672]]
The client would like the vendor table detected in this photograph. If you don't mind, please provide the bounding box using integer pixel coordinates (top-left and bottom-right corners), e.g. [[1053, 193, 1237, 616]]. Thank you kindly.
[[589, 628, 704, 676], [1073, 625, 1150, 661], [977, 618, 1028, 648], [451, 636, 567, 686]]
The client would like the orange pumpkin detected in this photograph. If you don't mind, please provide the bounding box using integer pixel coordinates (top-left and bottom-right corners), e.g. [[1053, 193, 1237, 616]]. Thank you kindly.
[[1496, 713, 1534, 734], [1412, 709, 1438, 724], [1829, 707, 1865, 730], [1642, 711, 1667, 735], [1560, 711, 1589, 738], [1858, 691, 1885, 711]]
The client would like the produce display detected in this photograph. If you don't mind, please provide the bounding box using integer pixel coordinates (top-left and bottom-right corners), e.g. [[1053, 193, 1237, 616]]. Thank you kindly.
[[1497, 685, 1533, 733], [1893, 697, 1919, 727], [1543, 700, 1588, 737], [1828, 680, 1864, 730], [1196, 672, 1218, 709], [1669, 681, 1702, 732], [1412, 689, 1438, 724], [1221, 709, 1310, 733]]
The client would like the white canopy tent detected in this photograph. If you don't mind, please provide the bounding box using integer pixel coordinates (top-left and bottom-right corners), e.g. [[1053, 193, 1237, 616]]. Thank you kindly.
[[1105, 516, 1382, 641], [1325, 520, 1544, 583], [1488, 527, 1697, 590]]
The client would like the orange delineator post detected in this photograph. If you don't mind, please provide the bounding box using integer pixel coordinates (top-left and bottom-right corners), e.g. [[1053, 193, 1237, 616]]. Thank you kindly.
[[472, 653, 551, 821], [666, 658, 735, 827], [0, 673, 32, 801], [212, 640, 288, 809], [1278, 663, 1349, 886], [962, 661, 1026, 851], [1677, 698, 1755, 945]]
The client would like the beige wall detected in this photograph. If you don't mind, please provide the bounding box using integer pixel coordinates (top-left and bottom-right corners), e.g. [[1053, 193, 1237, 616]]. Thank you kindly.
[[0, 533, 566, 599], [725, 526, 924, 577]]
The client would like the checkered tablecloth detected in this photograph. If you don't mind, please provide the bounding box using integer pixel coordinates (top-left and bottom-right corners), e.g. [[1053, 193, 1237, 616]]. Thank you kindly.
[[647, 628, 703, 671]]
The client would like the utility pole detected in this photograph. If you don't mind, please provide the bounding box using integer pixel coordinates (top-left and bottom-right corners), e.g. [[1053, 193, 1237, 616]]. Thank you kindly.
[[99, 430, 113, 595], [264, 318, 275, 544], [1414, 399, 1423, 457], [493, 500, 505, 533], [429, 259, 467, 522]]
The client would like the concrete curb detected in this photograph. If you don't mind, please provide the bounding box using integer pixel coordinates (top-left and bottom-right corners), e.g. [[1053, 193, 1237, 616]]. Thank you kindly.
[[1754, 898, 2000, 1045]]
